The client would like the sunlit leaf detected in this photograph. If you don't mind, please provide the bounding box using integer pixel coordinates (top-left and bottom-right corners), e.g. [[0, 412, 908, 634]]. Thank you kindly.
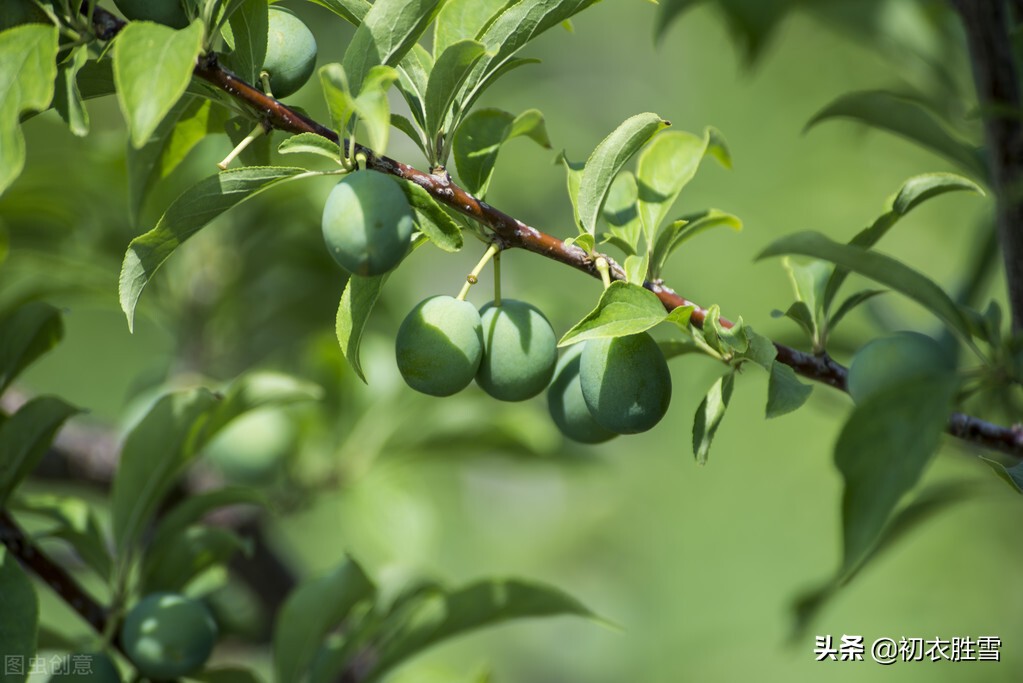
[[558, 281, 667, 346]]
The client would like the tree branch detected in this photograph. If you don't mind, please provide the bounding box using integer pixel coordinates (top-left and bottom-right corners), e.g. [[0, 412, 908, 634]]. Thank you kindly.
[[950, 0, 1023, 329]]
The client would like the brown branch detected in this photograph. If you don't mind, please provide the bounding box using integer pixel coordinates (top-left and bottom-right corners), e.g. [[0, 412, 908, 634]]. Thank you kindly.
[[950, 0, 1023, 330]]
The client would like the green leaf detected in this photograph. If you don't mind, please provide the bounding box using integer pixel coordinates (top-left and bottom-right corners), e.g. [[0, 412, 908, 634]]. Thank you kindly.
[[806, 90, 986, 178], [453, 108, 550, 197], [433, 0, 510, 57], [226, 0, 269, 85], [127, 97, 198, 221], [766, 362, 812, 418], [225, 116, 273, 166], [757, 231, 972, 340], [119, 166, 314, 331], [650, 209, 741, 277], [827, 289, 886, 332], [336, 274, 387, 383], [203, 370, 323, 438], [53, 45, 90, 137], [274, 557, 376, 683], [278, 132, 343, 161], [602, 171, 640, 254], [143, 526, 252, 594], [368, 578, 599, 682], [394, 44, 432, 128], [302, 0, 370, 26], [398, 179, 463, 252], [342, 0, 443, 95], [692, 371, 734, 464], [555, 149, 584, 233], [0, 24, 59, 197], [558, 281, 667, 346], [391, 112, 429, 158], [113, 20, 204, 149], [834, 375, 958, 573], [656, 0, 795, 65], [0, 545, 37, 681], [424, 40, 486, 145], [355, 65, 400, 155], [0, 397, 80, 508], [578, 113, 668, 237], [0, 302, 63, 395], [12, 494, 113, 580]]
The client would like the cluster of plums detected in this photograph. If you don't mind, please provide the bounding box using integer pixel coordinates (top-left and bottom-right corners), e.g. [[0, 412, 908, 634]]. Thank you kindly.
[[114, 1, 319, 98]]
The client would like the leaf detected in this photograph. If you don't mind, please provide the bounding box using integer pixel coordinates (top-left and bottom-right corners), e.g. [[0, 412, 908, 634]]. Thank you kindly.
[[0, 24, 59, 197], [398, 179, 463, 252], [13, 494, 113, 580], [226, 0, 269, 85], [0, 302, 63, 395], [424, 40, 486, 145], [342, 0, 444, 95], [453, 107, 550, 197], [119, 166, 314, 331], [367, 578, 600, 682], [766, 362, 812, 418], [650, 209, 741, 277], [578, 113, 668, 237], [558, 281, 667, 346], [336, 274, 387, 383], [757, 231, 972, 339], [225, 116, 273, 166], [394, 44, 432, 128], [433, 0, 511, 57], [656, 0, 795, 65], [806, 90, 986, 178], [203, 370, 323, 439], [0, 545, 37, 682], [602, 171, 641, 253], [274, 557, 376, 683], [278, 132, 343, 161], [354, 65, 400, 155], [692, 371, 734, 464], [827, 289, 886, 332], [127, 97, 195, 221], [113, 20, 204, 149], [53, 45, 90, 137], [302, 0, 370, 26], [0, 397, 80, 508], [834, 375, 958, 573], [143, 526, 252, 594]]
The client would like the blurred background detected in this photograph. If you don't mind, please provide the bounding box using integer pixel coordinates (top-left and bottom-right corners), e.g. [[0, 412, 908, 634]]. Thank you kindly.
[[4, 0, 1022, 681]]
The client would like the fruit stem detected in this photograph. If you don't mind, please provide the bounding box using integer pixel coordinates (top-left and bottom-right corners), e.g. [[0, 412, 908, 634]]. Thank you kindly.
[[595, 257, 611, 290], [457, 243, 500, 301], [493, 250, 502, 306], [260, 70, 273, 98], [217, 123, 265, 170]]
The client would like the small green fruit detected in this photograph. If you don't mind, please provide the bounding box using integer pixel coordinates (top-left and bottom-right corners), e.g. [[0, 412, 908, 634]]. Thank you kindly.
[[547, 343, 617, 444], [262, 7, 317, 98], [322, 172, 414, 276], [120, 593, 217, 680], [476, 299, 558, 401], [47, 653, 121, 681], [113, 0, 189, 28], [395, 296, 483, 396], [204, 408, 293, 484], [847, 331, 954, 403], [580, 332, 671, 434]]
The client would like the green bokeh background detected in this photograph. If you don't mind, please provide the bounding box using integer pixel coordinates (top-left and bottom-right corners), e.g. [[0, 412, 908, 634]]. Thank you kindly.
[[8, 1, 1022, 681]]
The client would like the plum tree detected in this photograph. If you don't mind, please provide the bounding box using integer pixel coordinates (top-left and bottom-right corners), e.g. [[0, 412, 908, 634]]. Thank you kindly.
[[847, 331, 954, 403], [395, 296, 484, 396], [476, 299, 558, 401], [547, 343, 618, 444], [579, 333, 672, 434], [47, 653, 121, 681], [112, 0, 188, 28], [261, 6, 317, 97], [120, 593, 217, 680], [321, 172, 415, 276]]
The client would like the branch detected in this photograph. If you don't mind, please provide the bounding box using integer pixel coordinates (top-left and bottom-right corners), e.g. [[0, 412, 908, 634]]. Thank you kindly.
[[950, 0, 1023, 329], [82, 8, 1023, 459]]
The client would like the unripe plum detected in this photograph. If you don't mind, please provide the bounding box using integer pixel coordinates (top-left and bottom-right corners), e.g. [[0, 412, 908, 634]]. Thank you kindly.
[[476, 299, 558, 401], [120, 592, 217, 680], [395, 296, 483, 396], [847, 331, 954, 403], [547, 343, 617, 444], [579, 332, 671, 434], [321, 172, 414, 276], [262, 7, 318, 97], [113, 0, 189, 28], [47, 652, 121, 681]]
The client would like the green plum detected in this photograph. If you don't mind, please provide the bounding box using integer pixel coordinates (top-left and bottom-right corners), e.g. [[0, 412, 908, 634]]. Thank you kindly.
[[48, 653, 121, 681], [120, 593, 217, 680], [262, 7, 318, 97], [476, 299, 558, 401], [204, 408, 294, 484], [321, 172, 414, 276], [579, 332, 671, 434], [547, 343, 618, 444], [113, 0, 189, 28], [395, 296, 484, 396], [847, 331, 954, 403]]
